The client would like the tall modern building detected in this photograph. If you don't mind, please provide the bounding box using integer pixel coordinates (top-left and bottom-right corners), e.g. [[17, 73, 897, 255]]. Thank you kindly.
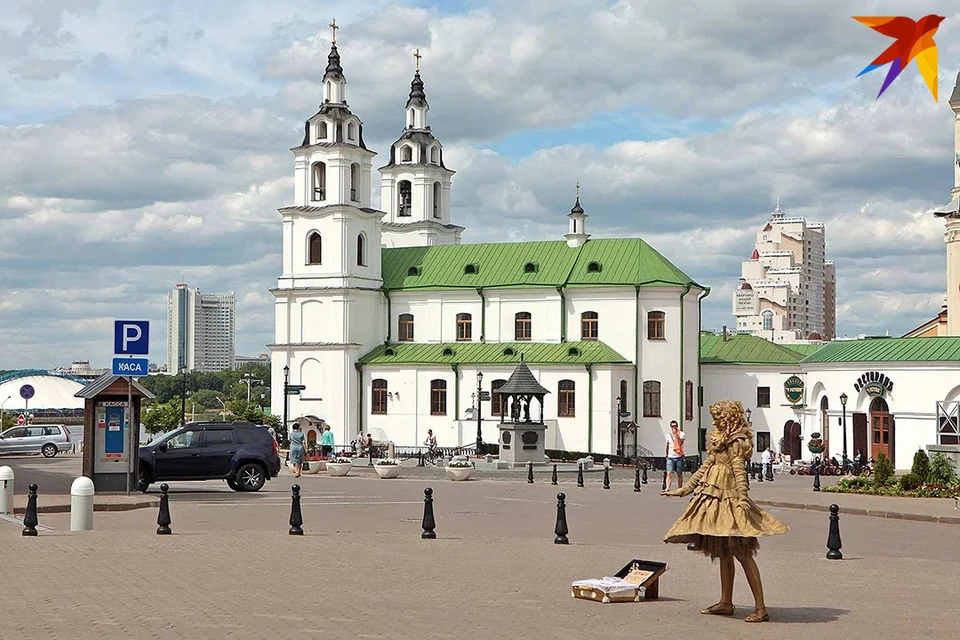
[[167, 284, 237, 373], [732, 202, 835, 344]]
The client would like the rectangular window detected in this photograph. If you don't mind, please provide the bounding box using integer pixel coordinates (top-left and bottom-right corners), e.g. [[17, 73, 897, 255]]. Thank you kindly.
[[515, 313, 532, 341], [398, 315, 414, 342], [430, 381, 447, 416], [456, 314, 472, 341], [558, 380, 575, 417], [756, 386, 771, 408], [684, 381, 694, 422], [491, 380, 507, 416], [372, 380, 388, 415], [756, 431, 771, 452], [581, 312, 598, 340], [642, 381, 661, 418], [647, 312, 665, 340]]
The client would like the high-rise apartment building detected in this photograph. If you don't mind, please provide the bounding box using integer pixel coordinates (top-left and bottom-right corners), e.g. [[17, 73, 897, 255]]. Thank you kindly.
[[732, 203, 836, 343], [166, 283, 236, 373]]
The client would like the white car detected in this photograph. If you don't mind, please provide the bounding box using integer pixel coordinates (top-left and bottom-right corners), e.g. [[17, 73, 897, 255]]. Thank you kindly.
[[0, 424, 73, 457]]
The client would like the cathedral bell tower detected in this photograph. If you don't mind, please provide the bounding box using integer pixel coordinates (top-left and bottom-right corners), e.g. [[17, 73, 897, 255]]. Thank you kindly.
[[933, 70, 960, 336], [379, 49, 462, 248], [564, 183, 590, 248]]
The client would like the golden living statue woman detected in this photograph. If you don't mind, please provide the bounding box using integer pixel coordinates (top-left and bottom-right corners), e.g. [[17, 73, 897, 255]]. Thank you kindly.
[[661, 399, 789, 623]]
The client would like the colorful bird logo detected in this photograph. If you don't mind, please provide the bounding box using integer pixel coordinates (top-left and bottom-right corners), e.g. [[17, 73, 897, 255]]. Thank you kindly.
[[853, 15, 945, 101]]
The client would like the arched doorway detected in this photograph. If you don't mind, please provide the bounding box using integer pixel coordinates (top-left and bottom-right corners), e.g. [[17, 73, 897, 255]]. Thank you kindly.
[[782, 420, 802, 461], [819, 396, 830, 456], [869, 396, 893, 463]]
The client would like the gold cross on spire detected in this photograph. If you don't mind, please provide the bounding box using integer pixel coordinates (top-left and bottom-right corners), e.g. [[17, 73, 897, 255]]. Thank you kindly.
[[330, 19, 339, 44], [575, 182, 580, 199], [414, 48, 422, 72]]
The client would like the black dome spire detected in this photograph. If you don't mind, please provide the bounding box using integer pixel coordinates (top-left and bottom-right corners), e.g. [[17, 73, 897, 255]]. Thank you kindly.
[[405, 71, 428, 109], [323, 44, 344, 82]]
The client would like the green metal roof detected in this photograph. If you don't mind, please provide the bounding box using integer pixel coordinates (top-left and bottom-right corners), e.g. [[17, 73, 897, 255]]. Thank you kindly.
[[380, 238, 702, 291], [783, 343, 827, 357], [359, 341, 630, 366], [800, 337, 960, 363], [699, 332, 806, 365]]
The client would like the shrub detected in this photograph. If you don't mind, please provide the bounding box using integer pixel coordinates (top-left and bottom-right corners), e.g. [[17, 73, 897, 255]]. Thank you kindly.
[[897, 472, 922, 491], [927, 453, 958, 487], [911, 449, 930, 482], [837, 475, 871, 491], [873, 452, 894, 487]]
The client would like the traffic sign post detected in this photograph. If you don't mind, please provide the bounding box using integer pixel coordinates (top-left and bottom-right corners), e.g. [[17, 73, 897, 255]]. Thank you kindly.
[[112, 320, 150, 496], [17, 414, 25, 426], [286, 385, 306, 396]]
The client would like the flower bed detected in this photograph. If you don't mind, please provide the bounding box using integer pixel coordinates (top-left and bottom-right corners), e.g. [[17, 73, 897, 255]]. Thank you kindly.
[[822, 452, 959, 499]]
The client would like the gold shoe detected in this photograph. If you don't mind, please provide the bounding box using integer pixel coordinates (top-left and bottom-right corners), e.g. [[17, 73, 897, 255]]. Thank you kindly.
[[745, 609, 769, 623], [701, 603, 735, 616]]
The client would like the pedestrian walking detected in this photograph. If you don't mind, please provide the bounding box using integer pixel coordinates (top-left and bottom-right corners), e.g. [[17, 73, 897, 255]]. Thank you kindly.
[[288, 424, 306, 478], [321, 424, 335, 458], [761, 447, 772, 481], [665, 420, 686, 491]]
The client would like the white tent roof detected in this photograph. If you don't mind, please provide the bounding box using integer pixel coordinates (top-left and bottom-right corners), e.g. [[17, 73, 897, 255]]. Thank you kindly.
[[0, 373, 85, 411]]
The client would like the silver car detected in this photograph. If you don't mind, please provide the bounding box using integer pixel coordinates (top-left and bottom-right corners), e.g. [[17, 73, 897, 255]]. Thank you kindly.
[[0, 424, 73, 457]]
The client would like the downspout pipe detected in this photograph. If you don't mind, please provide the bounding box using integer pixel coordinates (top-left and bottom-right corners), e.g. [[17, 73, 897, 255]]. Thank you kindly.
[[586, 363, 594, 452], [557, 286, 567, 342], [382, 289, 392, 342], [476, 288, 486, 343], [634, 285, 641, 458], [355, 362, 363, 443], [452, 363, 460, 420], [679, 284, 692, 460], [696, 286, 711, 464]]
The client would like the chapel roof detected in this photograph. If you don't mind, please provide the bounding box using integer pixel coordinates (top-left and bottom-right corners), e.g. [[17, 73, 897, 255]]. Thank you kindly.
[[380, 238, 702, 291], [497, 355, 551, 396]]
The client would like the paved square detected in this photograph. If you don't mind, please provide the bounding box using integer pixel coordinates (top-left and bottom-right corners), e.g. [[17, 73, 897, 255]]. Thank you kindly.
[[1, 466, 957, 639]]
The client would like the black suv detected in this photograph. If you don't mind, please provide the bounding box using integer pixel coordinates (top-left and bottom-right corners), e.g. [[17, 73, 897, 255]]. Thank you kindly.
[[138, 421, 282, 492]]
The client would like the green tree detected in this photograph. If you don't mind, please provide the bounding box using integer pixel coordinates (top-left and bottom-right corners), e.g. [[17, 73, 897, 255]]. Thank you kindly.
[[927, 452, 958, 486], [911, 449, 930, 482], [190, 389, 223, 410], [1, 412, 16, 430], [143, 399, 184, 435]]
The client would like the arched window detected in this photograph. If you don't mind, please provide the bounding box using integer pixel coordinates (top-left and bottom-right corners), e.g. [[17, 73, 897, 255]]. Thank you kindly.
[[456, 313, 472, 341], [558, 380, 575, 417], [408, 108, 415, 127], [324, 81, 331, 102], [642, 380, 661, 417], [307, 232, 322, 265], [312, 162, 326, 201], [398, 313, 414, 342], [372, 379, 388, 414], [356, 233, 366, 267], [647, 311, 665, 340], [347, 122, 356, 140], [430, 379, 447, 415], [350, 163, 359, 201], [619, 379, 628, 415], [317, 121, 327, 141], [685, 380, 694, 421], [430, 147, 439, 163], [432, 181, 441, 218], [820, 395, 830, 453], [762, 310, 774, 331], [581, 311, 599, 340], [398, 180, 412, 216], [401, 145, 413, 162], [491, 379, 507, 416], [514, 312, 532, 341]]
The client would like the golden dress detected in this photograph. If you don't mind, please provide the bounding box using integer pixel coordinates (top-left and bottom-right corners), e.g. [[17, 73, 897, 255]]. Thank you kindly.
[[663, 424, 789, 559]]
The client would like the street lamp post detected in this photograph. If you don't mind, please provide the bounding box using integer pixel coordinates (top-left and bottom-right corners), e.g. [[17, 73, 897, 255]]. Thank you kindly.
[[243, 372, 264, 402], [476, 371, 484, 456], [283, 366, 290, 438], [180, 367, 188, 426], [840, 392, 848, 460], [615, 395, 631, 458], [216, 397, 226, 421]]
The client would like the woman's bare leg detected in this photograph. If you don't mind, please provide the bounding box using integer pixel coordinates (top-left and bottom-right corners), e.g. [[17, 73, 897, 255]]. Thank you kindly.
[[735, 554, 769, 622], [701, 555, 736, 615]]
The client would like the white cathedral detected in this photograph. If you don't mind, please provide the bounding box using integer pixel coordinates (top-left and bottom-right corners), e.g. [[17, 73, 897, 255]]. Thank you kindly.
[[268, 32, 707, 457]]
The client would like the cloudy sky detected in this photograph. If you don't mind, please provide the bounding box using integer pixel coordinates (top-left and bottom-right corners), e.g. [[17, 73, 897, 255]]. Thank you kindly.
[[2, 0, 959, 369]]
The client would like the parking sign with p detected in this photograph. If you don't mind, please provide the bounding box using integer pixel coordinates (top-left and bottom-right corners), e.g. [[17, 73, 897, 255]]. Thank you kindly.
[[114, 320, 150, 355]]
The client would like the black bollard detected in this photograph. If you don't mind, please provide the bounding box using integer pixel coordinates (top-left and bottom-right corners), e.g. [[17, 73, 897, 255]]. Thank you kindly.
[[421, 487, 437, 539], [813, 462, 821, 492], [641, 464, 648, 484], [826, 503, 843, 560], [661, 470, 667, 491], [602, 465, 610, 489], [758, 464, 764, 483], [527, 461, 534, 484], [750, 463, 756, 480], [634, 467, 641, 492], [289, 484, 304, 535], [577, 463, 584, 488], [687, 541, 698, 551], [551, 463, 558, 486], [554, 492, 569, 544], [157, 483, 172, 535], [21, 483, 39, 537]]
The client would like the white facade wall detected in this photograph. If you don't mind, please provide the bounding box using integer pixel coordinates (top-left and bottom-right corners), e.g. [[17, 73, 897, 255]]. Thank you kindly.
[[700, 364, 803, 463]]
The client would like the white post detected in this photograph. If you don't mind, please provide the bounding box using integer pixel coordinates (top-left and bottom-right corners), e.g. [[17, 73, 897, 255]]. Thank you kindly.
[[70, 476, 95, 531], [0, 466, 14, 516]]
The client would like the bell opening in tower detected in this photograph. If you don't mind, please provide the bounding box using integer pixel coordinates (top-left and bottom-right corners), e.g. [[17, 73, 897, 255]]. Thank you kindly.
[[398, 180, 412, 217]]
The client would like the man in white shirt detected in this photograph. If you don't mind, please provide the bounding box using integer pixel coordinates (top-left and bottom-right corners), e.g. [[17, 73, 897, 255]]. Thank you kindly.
[[761, 448, 772, 481], [665, 420, 685, 490]]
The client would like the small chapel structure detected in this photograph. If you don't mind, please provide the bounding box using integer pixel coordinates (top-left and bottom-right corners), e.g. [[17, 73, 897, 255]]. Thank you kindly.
[[269, 21, 707, 458]]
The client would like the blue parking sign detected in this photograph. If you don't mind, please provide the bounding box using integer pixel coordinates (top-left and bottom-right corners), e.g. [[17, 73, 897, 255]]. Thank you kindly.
[[114, 320, 150, 355]]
